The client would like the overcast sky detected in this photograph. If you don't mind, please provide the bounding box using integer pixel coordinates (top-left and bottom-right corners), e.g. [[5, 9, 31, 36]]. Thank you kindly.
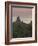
[[12, 7, 32, 24]]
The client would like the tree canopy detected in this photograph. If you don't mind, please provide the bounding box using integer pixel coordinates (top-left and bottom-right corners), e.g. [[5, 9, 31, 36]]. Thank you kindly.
[[11, 16, 32, 38]]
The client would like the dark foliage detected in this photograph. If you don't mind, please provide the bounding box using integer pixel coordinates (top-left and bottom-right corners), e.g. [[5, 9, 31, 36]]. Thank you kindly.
[[12, 16, 32, 38]]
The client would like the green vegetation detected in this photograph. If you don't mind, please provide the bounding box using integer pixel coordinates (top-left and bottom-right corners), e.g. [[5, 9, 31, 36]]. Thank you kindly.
[[12, 16, 32, 38]]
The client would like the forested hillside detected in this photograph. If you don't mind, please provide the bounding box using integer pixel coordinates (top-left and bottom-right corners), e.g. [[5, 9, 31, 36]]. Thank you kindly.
[[12, 16, 32, 38]]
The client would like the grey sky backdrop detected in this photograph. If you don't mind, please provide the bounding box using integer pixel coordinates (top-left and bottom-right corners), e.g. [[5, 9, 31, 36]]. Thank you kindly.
[[12, 7, 32, 24]]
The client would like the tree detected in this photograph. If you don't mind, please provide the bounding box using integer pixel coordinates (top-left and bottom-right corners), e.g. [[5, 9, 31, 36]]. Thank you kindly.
[[12, 16, 32, 38], [16, 16, 21, 23]]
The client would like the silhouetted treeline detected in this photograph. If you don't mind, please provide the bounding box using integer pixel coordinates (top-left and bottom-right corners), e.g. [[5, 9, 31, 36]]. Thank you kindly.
[[11, 16, 32, 38]]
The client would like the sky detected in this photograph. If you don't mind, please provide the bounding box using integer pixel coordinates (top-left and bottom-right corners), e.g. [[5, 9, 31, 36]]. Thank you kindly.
[[12, 7, 32, 24]]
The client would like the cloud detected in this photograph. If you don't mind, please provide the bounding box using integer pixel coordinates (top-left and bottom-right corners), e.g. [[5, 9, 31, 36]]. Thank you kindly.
[[12, 7, 32, 24]]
